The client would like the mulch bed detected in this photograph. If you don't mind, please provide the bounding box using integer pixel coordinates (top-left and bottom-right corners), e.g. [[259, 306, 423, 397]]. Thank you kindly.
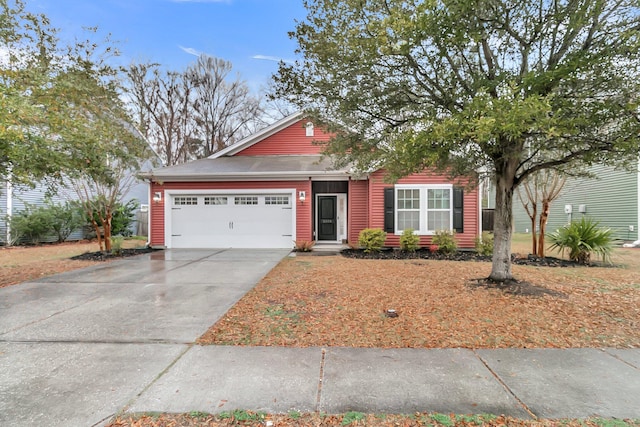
[[71, 247, 156, 261], [340, 248, 609, 267]]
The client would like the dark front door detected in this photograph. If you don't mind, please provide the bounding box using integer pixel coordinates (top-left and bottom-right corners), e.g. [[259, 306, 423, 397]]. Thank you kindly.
[[317, 196, 337, 241]]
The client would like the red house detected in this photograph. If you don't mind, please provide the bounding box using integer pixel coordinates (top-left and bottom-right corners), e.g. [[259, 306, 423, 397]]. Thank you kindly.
[[145, 112, 480, 249]]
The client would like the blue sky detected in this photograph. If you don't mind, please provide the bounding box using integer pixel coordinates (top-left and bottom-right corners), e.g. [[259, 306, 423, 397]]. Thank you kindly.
[[30, 0, 307, 91]]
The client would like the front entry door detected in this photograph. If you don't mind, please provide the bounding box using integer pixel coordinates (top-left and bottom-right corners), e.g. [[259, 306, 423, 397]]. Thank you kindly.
[[317, 196, 337, 241]]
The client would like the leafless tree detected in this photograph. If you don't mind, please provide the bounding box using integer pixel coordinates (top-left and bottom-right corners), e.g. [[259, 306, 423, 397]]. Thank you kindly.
[[126, 63, 197, 165], [517, 170, 566, 257], [186, 55, 262, 157]]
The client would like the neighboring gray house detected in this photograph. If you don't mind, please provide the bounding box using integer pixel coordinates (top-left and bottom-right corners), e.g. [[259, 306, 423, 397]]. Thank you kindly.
[[513, 163, 639, 243], [1, 155, 161, 245]]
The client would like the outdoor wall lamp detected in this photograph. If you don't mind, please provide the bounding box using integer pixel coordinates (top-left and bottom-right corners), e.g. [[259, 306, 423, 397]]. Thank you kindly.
[[299, 191, 306, 203], [153, 192, 162, 202]]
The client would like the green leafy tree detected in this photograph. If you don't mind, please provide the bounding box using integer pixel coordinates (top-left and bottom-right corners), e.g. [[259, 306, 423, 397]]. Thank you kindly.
[[275, 0, 640, 281], [1, 0, 151, 250]]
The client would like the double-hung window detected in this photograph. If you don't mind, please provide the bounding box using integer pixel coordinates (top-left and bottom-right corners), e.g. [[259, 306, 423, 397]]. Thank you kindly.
[[394, 185, 453, 234]]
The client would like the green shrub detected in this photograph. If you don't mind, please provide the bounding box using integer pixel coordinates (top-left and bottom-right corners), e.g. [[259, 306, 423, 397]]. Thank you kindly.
[[399, 228, 420, 252], [358, 228, 387, 252], [110, 236, 124, 255], [548, 217, 613, 264], [111, 200, 139, 236], [432, 229, 458, 255], [8, 203, 55, 244], [84, 199, 139, 237], [474, 231, 494, 256], [46, 201, 85, 243]]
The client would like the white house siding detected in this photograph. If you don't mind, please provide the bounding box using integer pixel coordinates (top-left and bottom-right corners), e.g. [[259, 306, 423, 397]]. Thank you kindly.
[[513, 164, 638, 243]]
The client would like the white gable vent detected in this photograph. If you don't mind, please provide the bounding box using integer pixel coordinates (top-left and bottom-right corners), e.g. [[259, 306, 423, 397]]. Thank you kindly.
[[305, 122, 314, 137]]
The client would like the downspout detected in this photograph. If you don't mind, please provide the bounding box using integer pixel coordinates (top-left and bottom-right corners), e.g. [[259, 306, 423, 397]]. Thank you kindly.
[[146, 178, 152, 247], [478, 178, 484, 236], [637, 157, 640, 241], [6, 175, 12, 245]]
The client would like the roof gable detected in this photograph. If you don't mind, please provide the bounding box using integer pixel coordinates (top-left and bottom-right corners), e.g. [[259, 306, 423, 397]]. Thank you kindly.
[[211, 112, 332, 158]]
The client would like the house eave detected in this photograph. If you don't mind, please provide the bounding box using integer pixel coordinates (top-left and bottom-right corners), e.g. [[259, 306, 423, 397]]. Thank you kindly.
[[145, 171, 353, 183]]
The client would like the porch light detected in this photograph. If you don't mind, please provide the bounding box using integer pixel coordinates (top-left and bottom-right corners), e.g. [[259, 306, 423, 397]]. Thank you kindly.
[[299, 191, 306, 203], [153, 192, 162, 202]]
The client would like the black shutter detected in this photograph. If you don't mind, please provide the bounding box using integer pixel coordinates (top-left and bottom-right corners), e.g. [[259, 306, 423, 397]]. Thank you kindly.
[[384, 187, 394, 232], [453, 187, 464, 233]]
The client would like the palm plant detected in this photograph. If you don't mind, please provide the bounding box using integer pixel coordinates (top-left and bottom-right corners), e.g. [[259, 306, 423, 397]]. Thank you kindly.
[[548, 217, 613, 264]]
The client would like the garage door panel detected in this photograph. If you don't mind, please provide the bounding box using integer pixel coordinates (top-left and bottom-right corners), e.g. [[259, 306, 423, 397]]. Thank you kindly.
[[169, 193, 293, 249]]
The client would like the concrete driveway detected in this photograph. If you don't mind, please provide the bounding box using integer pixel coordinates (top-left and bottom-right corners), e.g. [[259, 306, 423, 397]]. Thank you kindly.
[[0, 248, 291, 427]]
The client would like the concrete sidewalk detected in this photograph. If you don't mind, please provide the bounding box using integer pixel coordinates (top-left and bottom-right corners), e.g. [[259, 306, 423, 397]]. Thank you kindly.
[[1, 249, 639, 426], [126, 346, 640, 420]]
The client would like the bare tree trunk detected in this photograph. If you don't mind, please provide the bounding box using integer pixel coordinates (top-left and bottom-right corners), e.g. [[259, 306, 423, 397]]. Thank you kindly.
[[490, 174, 515, 281], [530, 204, 537, 255], [90, 218, 104, 252], [538, 200, 550, 258]]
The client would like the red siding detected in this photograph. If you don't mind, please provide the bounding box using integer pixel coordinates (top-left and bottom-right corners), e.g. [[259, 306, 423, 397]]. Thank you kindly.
[[149, 180, 312, 247], [368, 170, 479, 249], [348, 179, 369, 244], [236, 120, 332, 156]]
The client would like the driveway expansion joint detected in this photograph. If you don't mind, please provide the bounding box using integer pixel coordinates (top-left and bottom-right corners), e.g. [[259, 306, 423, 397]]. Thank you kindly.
[[472, 349, 537, 420], [118, 344, 195, 416], [315, 348, 327, 412]]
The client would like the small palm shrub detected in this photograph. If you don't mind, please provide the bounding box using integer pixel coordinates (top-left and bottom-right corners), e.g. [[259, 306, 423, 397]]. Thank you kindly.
[[432, 229, 458, 255], [358, 228, 387, 252], [548, 217, 613, 264], [474, 231, 494, 256], [399, 228, 420, 252]]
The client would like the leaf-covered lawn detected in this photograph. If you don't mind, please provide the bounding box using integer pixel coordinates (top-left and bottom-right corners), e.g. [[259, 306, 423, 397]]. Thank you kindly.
[[198, 253, 640, 348], [108, 411, 640, 427]]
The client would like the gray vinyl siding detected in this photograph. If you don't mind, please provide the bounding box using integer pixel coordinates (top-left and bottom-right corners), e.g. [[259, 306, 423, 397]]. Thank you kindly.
[[513, 164, 638, 243], [0, 174, 151, 245]]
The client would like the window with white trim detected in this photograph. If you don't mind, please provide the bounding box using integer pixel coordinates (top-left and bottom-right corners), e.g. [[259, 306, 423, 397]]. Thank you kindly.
[[234, 196, 258, 205], [395, 185, 453, 234], [427, 188, 451, 230], [265, 195, 290, 205], [204, 196, 227, 205], [396, 188, 420, 231], [174, 196, 198, 205]]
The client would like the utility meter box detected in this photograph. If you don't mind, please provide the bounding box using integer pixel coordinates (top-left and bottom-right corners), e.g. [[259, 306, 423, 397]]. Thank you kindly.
[[578, 204, 587, 213], [564, 204, 573, 214]]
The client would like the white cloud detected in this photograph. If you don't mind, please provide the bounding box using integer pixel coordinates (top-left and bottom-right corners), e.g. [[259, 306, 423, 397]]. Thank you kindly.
[[252, 55, 294, 64], [179, 45, 202, 57]]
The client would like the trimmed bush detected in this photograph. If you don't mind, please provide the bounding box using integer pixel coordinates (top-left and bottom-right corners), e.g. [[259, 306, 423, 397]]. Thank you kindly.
[[46, 201, 85, 243], [8, 201, 85, 244], [432, 229, 458, 255], [400, 228, 420, 252], [358, 228, 387, 252], [474, 231, 494, 256], [548, 217, 613, 264]]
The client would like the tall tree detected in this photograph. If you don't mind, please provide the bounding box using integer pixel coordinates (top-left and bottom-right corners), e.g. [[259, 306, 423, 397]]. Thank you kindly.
[[275, 0, 640, 281], [126, 55, 263, 163], [126, 63, 197, 165], [0, 0, 65, 187], [1, 0, 147, 190], [187, 55, 262, 157]]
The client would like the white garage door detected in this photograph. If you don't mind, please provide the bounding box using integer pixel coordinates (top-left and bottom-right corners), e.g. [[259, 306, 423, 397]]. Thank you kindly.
[[169, 193, 294, 248]]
